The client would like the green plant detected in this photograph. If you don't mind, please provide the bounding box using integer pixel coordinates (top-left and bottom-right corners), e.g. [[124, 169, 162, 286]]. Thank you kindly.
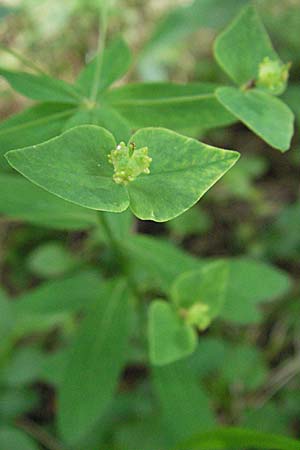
[[0, 2, 299, 449]]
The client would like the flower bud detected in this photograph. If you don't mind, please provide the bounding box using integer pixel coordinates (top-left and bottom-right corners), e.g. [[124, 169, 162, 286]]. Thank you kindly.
[[257, 57, 290, 95]]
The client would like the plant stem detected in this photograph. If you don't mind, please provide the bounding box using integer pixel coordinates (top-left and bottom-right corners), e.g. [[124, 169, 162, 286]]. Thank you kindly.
[[0, 45, 46, 74], [97, 212, 139, 297], [90, 1, 109, 102], [16, 418, 67, 450]]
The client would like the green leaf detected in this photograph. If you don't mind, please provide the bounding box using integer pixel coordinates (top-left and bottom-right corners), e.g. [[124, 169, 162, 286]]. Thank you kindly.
[[26, 242, 77, 279], [58, 279, 133, 444], [178, 427, 300, 450], [0, 288, 14, 341], [0, 174, 97, 230], [127, 128, 239, 221], [167, 206, 212, 238], [222, 258, 291, 324], [214, 4, 279, 86], [13, 270, 102, 317], [0, 68, 83, 103], [103, 82, 236, 133], [143, 0, 246, 56], [6, 126, 240, 222], [76, 36, 131, 96], [122, 234, 201, 293], [6, 125, 129, 213], [0, 427, 39, 450], [170, 261, 228, 330], [216, 87, 294, 151], [0, 388, 38, 421], [64, 106, 131, 142], [221, 343, 268, 390], [154, 358, 215, 444], [2, 347, 45, 387], [148, 300, 197, 366], [0, 103, 75, 169]]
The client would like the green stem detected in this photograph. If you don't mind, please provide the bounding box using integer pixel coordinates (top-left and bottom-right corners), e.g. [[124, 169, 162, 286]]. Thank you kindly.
[[0, 45, 46, 75], [97, 212, 139, 296], [90, 2, 109, 102]]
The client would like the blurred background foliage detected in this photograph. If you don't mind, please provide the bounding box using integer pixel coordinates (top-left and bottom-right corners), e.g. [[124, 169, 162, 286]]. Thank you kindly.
[[0, 0, 300, 449]]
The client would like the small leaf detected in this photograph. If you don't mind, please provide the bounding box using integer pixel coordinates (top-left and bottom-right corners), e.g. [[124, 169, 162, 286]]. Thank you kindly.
[[0, 174, 97, 230], [154, 358, 215, 444], [171, 261, 228, 330], [148, 300, 197, 366], [26, 242, 77, 279], [216, 87, 294, 151], [64, 107, 131, 142], [76, 36, 131, 96], [214, 4, 279, 86], [104, 82, 236, 133], [127, 128, 240, 221], [58, 279, 133, 444], [0, 68, 83, 103], [6, 125, 129, 213]]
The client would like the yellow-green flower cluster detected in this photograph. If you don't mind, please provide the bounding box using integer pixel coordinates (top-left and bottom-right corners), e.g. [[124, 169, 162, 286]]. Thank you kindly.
[[108, 142, 152, 185]]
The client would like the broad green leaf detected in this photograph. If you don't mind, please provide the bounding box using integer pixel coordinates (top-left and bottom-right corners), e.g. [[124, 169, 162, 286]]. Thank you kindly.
[[222, 258, 291, 324], [178, 427, 300, 450], [103, 82, 236, 133], [154, 358, 215, 444], [58, 279, 133, 443], [26, 242, 77, 279], [6, 126, 240, 222], [148, 300, 197, 366], [6, 125, 129, 213], [0, 68, 83, 103], [13, 270, 102, 317], [0, 427, 39, 450], [0, 174, 97, 230], [128, 128, 239, 221], [171, 261, 228, 329], [143, 0, 246, 56], [216, 87, 294, 151], [214, 4, 279, 86], [0, 103, 75, 169], [122, 234, 201, 293], [76, 36, 131, 96], [64, 106, 131, 142]]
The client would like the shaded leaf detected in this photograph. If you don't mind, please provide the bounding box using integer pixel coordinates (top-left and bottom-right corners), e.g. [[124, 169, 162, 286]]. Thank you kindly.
[[0, 174, 97, 230], [154, 358, 215, 444], [64, 106, 131, 142], [0, 68, 83, 103], [222, 258, 291, 324], [104, 82, 236, 133], [77, 36, 131, 96], [0, 103, 75, 169], [58, 279, 133, 443]]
